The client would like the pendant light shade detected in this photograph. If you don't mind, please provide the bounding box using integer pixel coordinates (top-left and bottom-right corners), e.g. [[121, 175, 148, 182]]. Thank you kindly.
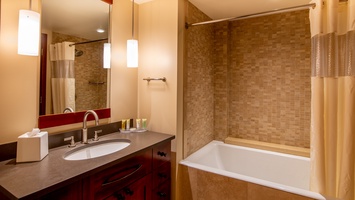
[[103, 43, 111, 69], [127, 39, 138, 68], [18, 10, 40, 56], [127, 0, 138, 68]]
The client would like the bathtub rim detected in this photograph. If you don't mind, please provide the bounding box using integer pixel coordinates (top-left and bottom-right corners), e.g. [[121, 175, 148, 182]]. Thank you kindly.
[[180, 140, 325, 200]]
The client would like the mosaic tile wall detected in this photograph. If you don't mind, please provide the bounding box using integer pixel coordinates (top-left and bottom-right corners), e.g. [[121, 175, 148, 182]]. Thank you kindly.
[[213, 21, 230, 141], [185, 1, 311, 149], [51, 32, 108, 113], [184, 1, 215, 157], [225, 10, 311, 148]]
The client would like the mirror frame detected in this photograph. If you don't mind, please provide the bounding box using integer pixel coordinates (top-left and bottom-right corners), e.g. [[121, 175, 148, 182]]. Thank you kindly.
[[38, 0, 113, 129]]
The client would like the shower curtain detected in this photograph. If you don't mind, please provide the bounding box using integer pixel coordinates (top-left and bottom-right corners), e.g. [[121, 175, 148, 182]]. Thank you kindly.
[[49, 42, 76, 114], [309, 0, 355, 199]]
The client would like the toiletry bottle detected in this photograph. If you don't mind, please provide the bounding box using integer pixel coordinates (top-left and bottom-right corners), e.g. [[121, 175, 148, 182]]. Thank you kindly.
[[122, 119, 126, 130], [126, 119, 130, 130], [142, 118, 147, 130], [136, 119, 141, 130]]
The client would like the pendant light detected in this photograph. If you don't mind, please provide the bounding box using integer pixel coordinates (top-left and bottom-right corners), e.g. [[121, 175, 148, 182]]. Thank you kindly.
[[127, 0, 138, 68], [18, 0, 40, 56], [103, 6, 111, 69]]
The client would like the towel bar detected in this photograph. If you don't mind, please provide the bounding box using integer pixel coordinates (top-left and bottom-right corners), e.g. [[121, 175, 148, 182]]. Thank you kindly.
[[143, 77, 166, 82]]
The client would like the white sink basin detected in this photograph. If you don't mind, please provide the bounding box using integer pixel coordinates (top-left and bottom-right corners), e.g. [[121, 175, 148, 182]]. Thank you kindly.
[[63, 139, 131, 161]]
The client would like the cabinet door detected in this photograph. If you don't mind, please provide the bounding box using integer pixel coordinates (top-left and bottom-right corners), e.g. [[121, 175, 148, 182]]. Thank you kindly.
[[105, 174, 151, 200], [152, 161, 171, 189], [40, 180, 82, 200]]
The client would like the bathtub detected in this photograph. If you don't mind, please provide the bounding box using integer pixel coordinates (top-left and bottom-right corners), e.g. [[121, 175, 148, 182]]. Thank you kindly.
[[180, 140, 325, 200]]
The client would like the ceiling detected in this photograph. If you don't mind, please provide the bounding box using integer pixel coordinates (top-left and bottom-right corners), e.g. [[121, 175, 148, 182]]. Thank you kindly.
[[188, 0, 311, 20], [41, 0, 110, 40]]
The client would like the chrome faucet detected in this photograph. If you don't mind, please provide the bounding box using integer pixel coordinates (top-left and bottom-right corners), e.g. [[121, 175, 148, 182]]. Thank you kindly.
[[63, 107, 74, 113], [82, 110, 99, 144]]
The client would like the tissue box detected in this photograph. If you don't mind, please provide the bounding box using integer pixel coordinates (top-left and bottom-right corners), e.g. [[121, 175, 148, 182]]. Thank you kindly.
[[16, 131, 48, 163]]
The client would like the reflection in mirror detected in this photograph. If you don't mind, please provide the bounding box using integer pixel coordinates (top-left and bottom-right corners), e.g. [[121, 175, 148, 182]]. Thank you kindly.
[[40, 0, 110, 115]]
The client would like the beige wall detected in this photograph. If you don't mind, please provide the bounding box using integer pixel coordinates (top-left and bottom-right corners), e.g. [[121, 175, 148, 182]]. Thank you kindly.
[[110, 0, 138, 122], [0, 0, 41, 144], [138, 0, 178, 150]]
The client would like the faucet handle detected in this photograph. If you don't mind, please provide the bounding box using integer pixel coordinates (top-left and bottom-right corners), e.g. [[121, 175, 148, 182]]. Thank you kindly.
[[93, 130, 102, 141], [64, 136, 76, 147]]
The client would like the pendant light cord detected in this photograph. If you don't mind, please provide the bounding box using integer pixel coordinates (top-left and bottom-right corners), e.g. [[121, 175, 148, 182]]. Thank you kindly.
[[132, 0, 134, 39], [29, 0, 32, 10]]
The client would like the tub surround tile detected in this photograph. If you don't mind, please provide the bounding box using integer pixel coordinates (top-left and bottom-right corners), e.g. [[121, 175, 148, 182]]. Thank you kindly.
[[213, 21, 230, 141], [184, 1, 215, 157], [248, 183, 316, 200], [186, 0, 311, 150], [225, 10, 311, 148], [184, 166, 247, 200], [225, 137, 310, 157], [180, 166, 315, 200]]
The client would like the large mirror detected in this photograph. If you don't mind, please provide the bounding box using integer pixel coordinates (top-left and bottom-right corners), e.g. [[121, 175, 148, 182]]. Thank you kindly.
[[40, 0, 111, 116]]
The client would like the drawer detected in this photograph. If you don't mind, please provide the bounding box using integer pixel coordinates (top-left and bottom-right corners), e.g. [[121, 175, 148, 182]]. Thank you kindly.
[[89, 149, 152, 200], [153, 141, 171, 169], [152, 162, 171, 189], [152, 181, 170, 200], [104, 174, 152, 200]]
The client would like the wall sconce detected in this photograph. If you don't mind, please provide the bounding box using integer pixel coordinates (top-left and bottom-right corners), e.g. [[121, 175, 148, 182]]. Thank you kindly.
[[103, 43, 111, 69], [18, 1, 40, 56], [127, 0, 138, 68]]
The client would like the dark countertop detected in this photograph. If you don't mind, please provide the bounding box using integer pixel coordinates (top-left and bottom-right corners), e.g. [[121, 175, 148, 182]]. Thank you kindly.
[[0, 131, 175, 200]]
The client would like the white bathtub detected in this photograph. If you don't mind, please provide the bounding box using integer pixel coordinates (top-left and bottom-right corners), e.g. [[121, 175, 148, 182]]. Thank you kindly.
[[180, 140, 325, 200]]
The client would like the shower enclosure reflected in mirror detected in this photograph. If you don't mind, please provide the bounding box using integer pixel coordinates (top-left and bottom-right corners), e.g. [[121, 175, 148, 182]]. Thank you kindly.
[[39, 0, 110, 116]]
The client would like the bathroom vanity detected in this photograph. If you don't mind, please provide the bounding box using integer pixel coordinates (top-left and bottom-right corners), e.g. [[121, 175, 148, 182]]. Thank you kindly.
[[0, 131, 174, 200]]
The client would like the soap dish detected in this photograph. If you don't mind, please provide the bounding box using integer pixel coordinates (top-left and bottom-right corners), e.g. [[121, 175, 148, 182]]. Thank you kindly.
[[135, 129, 147, 133], [119, 128, 147, 133], [119, 129, 131, 133]]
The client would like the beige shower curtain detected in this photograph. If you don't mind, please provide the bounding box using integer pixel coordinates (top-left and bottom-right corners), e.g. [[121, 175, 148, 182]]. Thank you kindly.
[[309, 0, 355, 199], [49, 42, 75, 114]]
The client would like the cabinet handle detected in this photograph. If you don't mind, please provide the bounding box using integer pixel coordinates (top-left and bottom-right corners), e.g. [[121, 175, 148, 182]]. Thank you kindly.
[[102, 164, 142, 187], [158, 173, 168, 178], [157, 192, 167, 197], [124, 188, 134, 196], [113, 193, 125, 200], [157, 151, 167, 157]]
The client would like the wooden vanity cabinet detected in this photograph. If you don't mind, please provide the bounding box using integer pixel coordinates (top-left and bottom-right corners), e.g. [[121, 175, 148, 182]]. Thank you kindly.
[[36, 140, 172, 200], [86, 140, 172, 200]]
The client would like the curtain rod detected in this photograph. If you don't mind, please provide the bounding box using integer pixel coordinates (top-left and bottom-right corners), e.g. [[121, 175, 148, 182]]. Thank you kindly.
[[185, 3, 316, 29], [69, 38, 108, 47]]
